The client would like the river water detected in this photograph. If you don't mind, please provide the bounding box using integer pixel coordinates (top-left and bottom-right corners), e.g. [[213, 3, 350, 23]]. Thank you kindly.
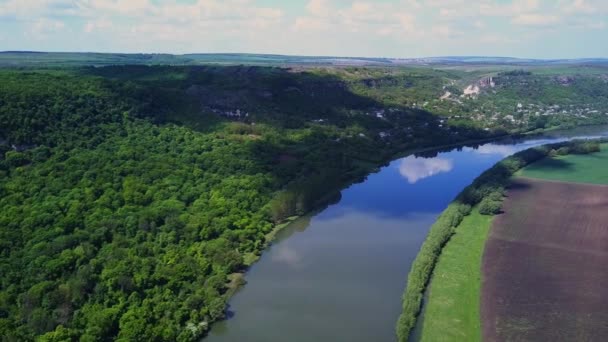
[[206, 126, 608, 342]]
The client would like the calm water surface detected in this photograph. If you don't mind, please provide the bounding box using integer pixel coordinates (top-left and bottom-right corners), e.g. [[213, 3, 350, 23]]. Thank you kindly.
[[207, 126, 608, 342]]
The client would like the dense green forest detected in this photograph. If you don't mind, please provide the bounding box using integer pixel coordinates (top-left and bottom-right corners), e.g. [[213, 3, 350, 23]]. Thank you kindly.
[[0, 66, 494, 341], [1, 64, 607, 341]]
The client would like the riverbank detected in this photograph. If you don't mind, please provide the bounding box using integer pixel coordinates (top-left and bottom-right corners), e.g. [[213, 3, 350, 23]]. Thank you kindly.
[[204, 128, 608, 342], [417, 207, 492, 341], [225, 215, 302, 301], [214, 126, 608, 340], [220, 134, 508, 293], [220, 132, 513, 300], [399, 139, 607, 342], [210, 134, 511, 341]]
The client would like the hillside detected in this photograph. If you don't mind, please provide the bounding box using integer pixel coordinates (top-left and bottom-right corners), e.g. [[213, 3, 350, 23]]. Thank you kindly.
[[0, 66, 490, 341]]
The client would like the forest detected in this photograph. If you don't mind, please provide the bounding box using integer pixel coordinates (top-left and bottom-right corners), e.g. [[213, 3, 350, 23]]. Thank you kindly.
[[0, 66, 495, 341], [0, 64, 606, 341]]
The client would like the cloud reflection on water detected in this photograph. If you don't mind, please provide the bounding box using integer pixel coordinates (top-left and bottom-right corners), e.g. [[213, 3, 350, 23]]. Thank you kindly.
[[398, 156, 454, 184], [271, 244, 303, 267], [271, 208, 441, 270], [464, 144, 518, 157]]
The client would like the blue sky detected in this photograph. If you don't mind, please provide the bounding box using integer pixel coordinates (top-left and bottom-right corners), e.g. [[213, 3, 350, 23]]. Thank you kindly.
[[0, 0, 606, 58]]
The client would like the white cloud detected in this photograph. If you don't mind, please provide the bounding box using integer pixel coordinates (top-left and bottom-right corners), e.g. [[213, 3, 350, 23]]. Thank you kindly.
[[0, 0, 606, 57], [76, 0, 284, 22], [84, 18, 112, 33], [563, 0, 595, 13], [425, 0, 539, 19], [439, 7, 459, 18], [306, 0, 330, 17], [398, 156, 454, 184], [0, 0, 74, 18], [479, 0, 541, 17], [77, 0, 151, 15], [431, 25, 462, 39], [473, 20, 486, 29], [512, 13, 560, 26], [294, 0, 418, 38], [27, 18, 66, 38], [561, 17, 607, 30], [294, 17, 331, 31], [589, 21, 606, 29], [0, 0, 40, 16], [478, 33, 517, 44], [71, 0, 286, 51]]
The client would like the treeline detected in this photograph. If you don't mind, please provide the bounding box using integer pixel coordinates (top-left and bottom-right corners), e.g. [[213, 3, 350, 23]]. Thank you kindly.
[[0, 71, 138, 147], [551, 140, 601, 155], [498, 69, 533, 77], [396, 139, 605, 341]]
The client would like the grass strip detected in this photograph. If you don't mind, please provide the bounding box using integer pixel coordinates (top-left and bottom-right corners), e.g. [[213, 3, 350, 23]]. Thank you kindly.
[[419, 209, 493, 342]]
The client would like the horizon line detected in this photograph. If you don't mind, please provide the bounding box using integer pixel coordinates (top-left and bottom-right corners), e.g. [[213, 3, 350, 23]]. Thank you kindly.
[[1, 50, 607, 62]]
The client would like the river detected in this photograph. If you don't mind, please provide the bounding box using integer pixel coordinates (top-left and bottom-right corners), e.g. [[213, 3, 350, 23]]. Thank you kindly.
[[206, 126, 608, 342]]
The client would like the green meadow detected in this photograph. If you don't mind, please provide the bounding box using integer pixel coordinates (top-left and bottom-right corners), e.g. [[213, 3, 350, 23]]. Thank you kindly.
[[419, 209, 493, 342], [518, 144, 608, 185]]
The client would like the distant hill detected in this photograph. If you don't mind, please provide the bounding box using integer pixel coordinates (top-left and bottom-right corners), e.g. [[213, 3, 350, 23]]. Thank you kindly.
[[1, 51, 607, 68]]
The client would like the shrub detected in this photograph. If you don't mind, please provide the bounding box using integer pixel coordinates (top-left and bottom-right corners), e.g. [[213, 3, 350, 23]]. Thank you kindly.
[[570, 141, 601, 154], [487, 191, 504, 202], [4, 151, 30, 168], [396, 204, 464, 340], [556, 146, 571, 155], [478, 198, 502, 215]]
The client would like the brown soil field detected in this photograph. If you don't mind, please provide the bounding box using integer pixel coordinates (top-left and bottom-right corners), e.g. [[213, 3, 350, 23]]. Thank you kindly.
[[481, 178, 608, 341]]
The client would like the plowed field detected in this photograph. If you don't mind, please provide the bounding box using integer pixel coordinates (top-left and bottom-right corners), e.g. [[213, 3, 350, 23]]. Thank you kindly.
[[481, 178, 608, 341]]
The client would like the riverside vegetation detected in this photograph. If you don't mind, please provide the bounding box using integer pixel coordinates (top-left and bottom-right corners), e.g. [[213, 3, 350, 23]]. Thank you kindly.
[[396, 139, 604, 342], [0, 62, 607, 341]]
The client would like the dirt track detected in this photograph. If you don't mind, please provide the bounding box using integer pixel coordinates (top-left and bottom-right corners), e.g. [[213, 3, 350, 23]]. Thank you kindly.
[[481, 178, 608, 341]]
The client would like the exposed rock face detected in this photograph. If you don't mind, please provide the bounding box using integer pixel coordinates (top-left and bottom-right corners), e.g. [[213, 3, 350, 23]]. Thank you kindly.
[[478, 77, 495, 88], [555, 75, 575, 86], [11, 144, 36, 152], [460, 77, 496, 98], [463, 85, 480, 97]]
